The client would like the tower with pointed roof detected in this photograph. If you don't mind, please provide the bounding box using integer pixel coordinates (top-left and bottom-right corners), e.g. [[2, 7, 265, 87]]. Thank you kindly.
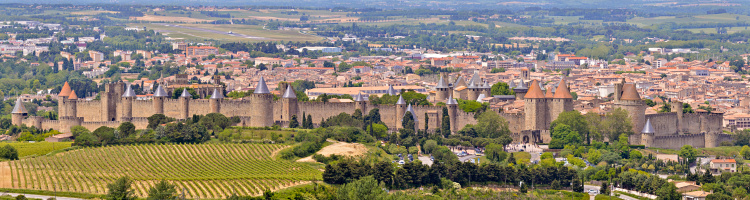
[[210, 88, 224, 114], [354, 92, 367, 113], [641, 119, 655, 148], [550, 78, 574, 121], [11, 98, 27, 126], [395, 95, 407, 129], [466, 72, 483, 102], [281, 85, 299, 125], [58, 81, 72, 117], [435, 75, 450, 102], [179, 88, 191, 120], [121, 84, 137, 121], [614, 81, 646, 144], [513, 80, 528, 100], [153, 85, 168, 115], [68, 90, 78, 118], [524, 80, 548, 130], [251, 77, 274, 127], [446, 94, 459, 134]]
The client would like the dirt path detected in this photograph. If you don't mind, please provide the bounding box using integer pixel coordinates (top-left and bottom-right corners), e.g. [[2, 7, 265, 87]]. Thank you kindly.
[[297, 141, 368, 162], [0, 161, 11, 188]]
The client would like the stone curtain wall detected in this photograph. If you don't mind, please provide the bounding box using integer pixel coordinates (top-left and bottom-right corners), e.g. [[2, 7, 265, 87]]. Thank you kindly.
[[653, 133, 706, 149]]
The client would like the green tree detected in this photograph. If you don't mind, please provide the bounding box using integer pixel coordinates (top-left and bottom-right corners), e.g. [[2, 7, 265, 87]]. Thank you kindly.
[[106, 177, 136, 200], [490, 82, 515, 95], [441, 107, 451, 137], [679, 145, 698, 164], [147, 180, 177, 200], [147, 114, 171, 129], [474, 111, 511, 141], [0, 144, 19, 160], [601, 108, 633, 142], [336, 176, 387, 200], [289, 115, 299, 128], [485, 143, 508, 163], [741, 145, 750, 159], [655, 183, 681, 200], [118, 122, 136, 138]]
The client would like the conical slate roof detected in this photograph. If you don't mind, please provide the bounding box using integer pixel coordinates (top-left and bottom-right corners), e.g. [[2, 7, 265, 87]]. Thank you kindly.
[[254, 77, 270, 94], [642, 119, 655, 134], [153, 85, 168, 97], [355, 92, 365, 102], [509, 80, 516, 88], [180, 88, 191, 98], [210, 88, 224, 99], [11, 98, 27, 114], [524, 80, 545, 99], [68, 90, 78, 100], [59, 82, 72, 97], [468, 71, 481, 88], [446, 94, 458, 105], [396, 95, 406, 105], [483, 80, 491, 89], [404, 104, 418, 122], [515, 79, 527, 90], [553, 79, 573, 99], [282, 85, 297, 99], [122, 85, 137, 97], [387, 85, 398, 96], [436, 75, 449, 89]]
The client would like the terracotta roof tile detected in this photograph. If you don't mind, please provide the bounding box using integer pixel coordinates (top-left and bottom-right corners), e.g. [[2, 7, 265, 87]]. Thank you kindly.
[[524, 80, 545, 99]]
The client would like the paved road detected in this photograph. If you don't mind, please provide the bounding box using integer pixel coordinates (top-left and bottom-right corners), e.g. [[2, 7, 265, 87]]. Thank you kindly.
[[507, 143, 544, 163], [458, 154, 480, 163], [0, 192, 84, 200], [156, 23, 268, 40], [417, 155, 433, 166]]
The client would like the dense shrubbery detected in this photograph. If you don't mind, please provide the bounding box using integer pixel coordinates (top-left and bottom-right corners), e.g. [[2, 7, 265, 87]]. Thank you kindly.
[[0, 145, 19, 160], [73, 114, 235, 147]]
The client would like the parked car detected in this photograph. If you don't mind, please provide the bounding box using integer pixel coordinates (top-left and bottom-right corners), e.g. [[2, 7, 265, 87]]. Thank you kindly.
[[588, 189, 598, 195], [398, 160, 405, 165]]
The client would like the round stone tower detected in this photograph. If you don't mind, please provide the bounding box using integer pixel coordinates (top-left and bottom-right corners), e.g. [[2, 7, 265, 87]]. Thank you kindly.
[[354, 92, 366, 113], [641, 119, 655, 148], [251, 77, 274, 127], [435, 75, 450, 102], [122, 84, 136, 121], [67, 90, 78, 118], [513, 79, 528, 100], [615, 83, 645, 144], [446, 94, 459, 134], [210, 88, 223, 114], [179, 88, 191, 119], [282, 84, 299, 122], [704, 132, 718, 148], [11, 98, 27, 126], [396, 95, 407, 129], [58, 81, 72, 117], [153, 85, 168, 115]]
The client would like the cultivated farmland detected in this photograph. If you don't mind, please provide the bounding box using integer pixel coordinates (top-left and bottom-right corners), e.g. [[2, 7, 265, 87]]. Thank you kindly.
[[0, 143, 321, 199]]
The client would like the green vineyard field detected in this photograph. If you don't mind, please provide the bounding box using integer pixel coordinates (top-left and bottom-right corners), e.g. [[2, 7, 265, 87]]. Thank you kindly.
[[0, 143, 322, 199]]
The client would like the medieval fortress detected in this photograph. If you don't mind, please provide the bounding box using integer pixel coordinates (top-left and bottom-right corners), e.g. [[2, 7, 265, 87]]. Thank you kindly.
[[11, 74, 731, 149]]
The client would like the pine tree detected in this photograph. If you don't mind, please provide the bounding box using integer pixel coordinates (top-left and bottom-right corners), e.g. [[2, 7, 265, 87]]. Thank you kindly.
[[306, 114, 313, 129], [301, 112, 307, 128], [289, 115, 299, 128]]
